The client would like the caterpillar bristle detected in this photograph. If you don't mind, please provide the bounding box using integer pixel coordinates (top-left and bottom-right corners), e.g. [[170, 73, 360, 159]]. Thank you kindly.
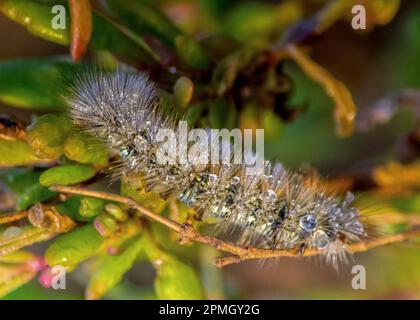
[[66, 69, 368, 268]]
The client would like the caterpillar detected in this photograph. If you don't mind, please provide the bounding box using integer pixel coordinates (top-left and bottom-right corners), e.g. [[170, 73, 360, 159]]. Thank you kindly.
[[67, 69, 367, 268]]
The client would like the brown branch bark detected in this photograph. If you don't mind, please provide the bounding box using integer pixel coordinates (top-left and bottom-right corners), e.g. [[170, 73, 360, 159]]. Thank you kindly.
[[0, 210, 28, 224], [50, 185, 420, 268]]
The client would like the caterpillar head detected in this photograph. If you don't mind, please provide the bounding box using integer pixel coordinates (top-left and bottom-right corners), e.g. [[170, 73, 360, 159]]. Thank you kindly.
[[293, 191, 367, 267]]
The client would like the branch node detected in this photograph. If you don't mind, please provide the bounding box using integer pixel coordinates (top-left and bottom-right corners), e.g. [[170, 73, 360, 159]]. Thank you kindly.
[[178, 223, 194, 245], [214, 255, 241, 268]]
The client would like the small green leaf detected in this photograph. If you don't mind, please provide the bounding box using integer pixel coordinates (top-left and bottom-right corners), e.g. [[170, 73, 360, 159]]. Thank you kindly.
[[1, 169, 56, 210], [142, 233, 204, 300], [64, 132, 109, 165], [26, 114, 73, 159], [154, 254, 204, 300], [56, 196, 83, 221], [0, 0, 69, 45], [56, 196, 102, 222], [2, 170, 57, 211], [44, 224, 104, 267], [16, 183, 56, 211], [93, 213, 118, 237], [0, 250, 36, 264], [91, 13, 159, 64], [0, 225, 54, 256], [121, 179, 167, 214], [79, 197, 106, 219], [103, 0, 182, 48], [369, 0, 401, 25], [262, 110, 283, 142], [86, 235, 144, 300], [1, 169, 41, 195], [0, 140, 43, 167], [173, 76, 194, 109], [0, 59, 81, 111], [221, 2, 301, 43], [39, 165, 96, 187], [105, 204, 127, 222], [0, 264, 38, 298], [0, 0, 159, 64]]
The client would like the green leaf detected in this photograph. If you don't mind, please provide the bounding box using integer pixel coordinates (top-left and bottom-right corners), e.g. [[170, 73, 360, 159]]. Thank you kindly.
[[93, 213, 118, 237], [262, 109, 283, 143], [221, 2, 301, 43], [0, 140, 43, 167], [154, 254, 204, 300], [369, 0, 401, 25], [0, 264, 38, 298], [121, 179, 167, 214], [91, 13, 159, 64], [2, 169, 57, 210], [39, 165, 96, 187], [86, 235, 144, 300], [0, 0, 69, 44], [0, 250, 36, 264], [104, 204, 127, 222], [26, 114, 73, 159], [0, 225, 54, 256], [56, 196, 104, 222], [1, 169, 41, 195], [64, 132, 109, 165], [79, 197, 106, 219], [16, 183, 56, 211], [56, 196, 83, 221], [173, 76, 194, 109], [0, 0, 159, 64], [0, 59, 80, 111], [142, 232, 204, 300], [44, 223, 104, 267], [103, 0, 182, 48], [103, 0, 209, 69]]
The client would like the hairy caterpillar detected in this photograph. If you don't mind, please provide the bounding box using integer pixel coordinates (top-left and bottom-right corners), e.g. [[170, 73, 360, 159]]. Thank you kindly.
[[67, 69, 367, 268]]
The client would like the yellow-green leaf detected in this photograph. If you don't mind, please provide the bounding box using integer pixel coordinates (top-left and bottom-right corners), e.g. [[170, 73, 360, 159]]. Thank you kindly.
[[86, 235, 144, 300], [26, 114, 73, 160], [39, 165, 96, 187], [44, 224, 104, 267]]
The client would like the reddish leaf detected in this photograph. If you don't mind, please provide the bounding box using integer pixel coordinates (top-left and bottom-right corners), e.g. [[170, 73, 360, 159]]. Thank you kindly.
[[69, 0, 92, 61]]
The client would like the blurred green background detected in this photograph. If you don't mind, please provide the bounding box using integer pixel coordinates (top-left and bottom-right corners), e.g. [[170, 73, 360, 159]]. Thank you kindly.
[[0, 0, 419, 300]]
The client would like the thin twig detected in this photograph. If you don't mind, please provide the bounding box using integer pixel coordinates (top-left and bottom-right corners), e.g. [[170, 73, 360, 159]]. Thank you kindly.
[[50, 185, 420, 268], [215, 227, 420, 267], [50, 185, 181, 233], [0, 211, 28, 224]]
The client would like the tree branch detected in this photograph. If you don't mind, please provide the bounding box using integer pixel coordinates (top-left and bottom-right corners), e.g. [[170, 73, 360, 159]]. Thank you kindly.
[[50, 185, 420, 268], [0, 210, 28, 224]]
